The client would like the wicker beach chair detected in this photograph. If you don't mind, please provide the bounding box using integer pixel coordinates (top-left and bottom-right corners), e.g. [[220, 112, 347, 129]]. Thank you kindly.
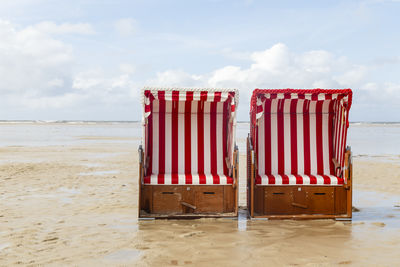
[[139, 88, 239, 218], [247, 89, 353, 219]]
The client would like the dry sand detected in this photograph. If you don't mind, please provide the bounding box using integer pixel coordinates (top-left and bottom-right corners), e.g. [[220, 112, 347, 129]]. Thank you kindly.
[[1, 139, 400, 266]]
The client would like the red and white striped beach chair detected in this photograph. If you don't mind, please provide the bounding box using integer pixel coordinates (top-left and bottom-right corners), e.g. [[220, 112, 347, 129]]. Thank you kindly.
[[139, 88, 239, 218], [247, 89, 353, 219]]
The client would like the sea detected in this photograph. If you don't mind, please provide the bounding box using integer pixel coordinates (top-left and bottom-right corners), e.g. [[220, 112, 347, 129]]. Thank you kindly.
[[0, 121, 399, 158]]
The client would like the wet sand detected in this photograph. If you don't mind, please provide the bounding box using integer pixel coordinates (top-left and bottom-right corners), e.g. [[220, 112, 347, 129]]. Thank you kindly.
[[1, 138, 400, 266]]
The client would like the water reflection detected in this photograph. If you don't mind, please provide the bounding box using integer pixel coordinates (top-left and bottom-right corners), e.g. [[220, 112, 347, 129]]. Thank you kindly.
[[132, 188, 400, 265], [352, 190, 400, 229]]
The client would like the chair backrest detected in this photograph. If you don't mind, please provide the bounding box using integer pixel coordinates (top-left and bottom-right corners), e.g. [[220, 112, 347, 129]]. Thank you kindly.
[[143, 88, 238, 176], [250, 89, 352, 178]]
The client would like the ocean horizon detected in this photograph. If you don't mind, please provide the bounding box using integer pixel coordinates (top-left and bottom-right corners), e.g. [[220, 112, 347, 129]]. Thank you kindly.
[[1, 121, 399, 157], [1, 120, 400, 125]]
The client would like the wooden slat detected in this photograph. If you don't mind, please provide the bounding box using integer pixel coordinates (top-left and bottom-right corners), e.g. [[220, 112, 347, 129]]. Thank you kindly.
[[224, 185, 235, 212], [251, 214, 351, 220], [345, 147, 353, 218], [140, 185, 236, 218], [138, 146, 143, 218]]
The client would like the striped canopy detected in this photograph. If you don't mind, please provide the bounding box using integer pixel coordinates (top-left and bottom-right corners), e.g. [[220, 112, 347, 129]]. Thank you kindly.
[[250, 89, 352, 182], [143, 88, 237, 119], [142, 87, 238, 185]]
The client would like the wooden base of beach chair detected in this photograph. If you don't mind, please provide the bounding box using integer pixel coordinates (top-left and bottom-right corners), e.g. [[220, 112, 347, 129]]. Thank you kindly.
[[139, 185, 237, 218], [247, 137, 353, 220], [139, 144, 239, 219], [251, 185, 351, 219]]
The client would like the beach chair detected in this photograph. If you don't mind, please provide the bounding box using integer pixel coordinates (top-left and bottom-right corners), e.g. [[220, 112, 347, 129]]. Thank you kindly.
[[247, 89, 353, 219], [139, 88, 239, 218]]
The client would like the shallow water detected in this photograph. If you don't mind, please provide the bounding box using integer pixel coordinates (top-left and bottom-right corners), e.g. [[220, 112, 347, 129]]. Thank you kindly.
[[347, 123, 400, 156], [1, 122, 399, 157], [0, 122, 141, 147], [353, 190, 400, 229], [1, 122, 400, 265]]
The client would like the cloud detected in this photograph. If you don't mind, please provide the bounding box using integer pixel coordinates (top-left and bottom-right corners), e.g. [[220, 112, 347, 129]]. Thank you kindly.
[[1, 19, 399, 122], [147, 70, 205, 87], [72, 69, 138, 100], [114, 18, 138, 37], [206, 43, 368, 95], [0, 19, 137, 114], [148, 43, 377, 96], [0, 19, 73, 96], [148, 43, 400, 121], [30, 21, 96, 35]]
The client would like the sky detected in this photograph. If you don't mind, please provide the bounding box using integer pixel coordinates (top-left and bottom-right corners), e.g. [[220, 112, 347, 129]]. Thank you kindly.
[[0, 0, 400, 122]]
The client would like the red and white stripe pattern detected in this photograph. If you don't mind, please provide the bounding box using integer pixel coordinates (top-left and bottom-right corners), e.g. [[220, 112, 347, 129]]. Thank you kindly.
[[252, 89, 352, 186], [256, 174, 344, 185], [256, 98, 335, 178], [144, 174, 233, 185], [333, 101, 348, 178], [144, 89, 236, 119], [143, 89, 237, 185], [255, 92, 348, 120]]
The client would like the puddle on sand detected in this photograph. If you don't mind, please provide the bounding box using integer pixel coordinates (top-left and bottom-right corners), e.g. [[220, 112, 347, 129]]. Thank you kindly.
[[353, 190, 400, 228], [104, 249, 141, 262], [237, 209, 248, 231], [58, 187, 80, 194], [136, 190, 400, 232], [79, 170, 119, 176], [0, 243, 10, 251]]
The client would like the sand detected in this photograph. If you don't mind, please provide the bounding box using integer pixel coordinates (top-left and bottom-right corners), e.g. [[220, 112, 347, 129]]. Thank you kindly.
[[1, 139, 400, 266]]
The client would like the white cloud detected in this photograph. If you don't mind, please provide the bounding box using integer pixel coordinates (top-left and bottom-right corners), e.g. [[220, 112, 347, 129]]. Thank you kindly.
[[18, 93, 86, 109], [0, 19, 73, 95], [114, 18, 138, 37], [149, 43, 376, 97], [30, 21, 96, 35], [72, 68, 139, 103], [205, 43, 365, 95], [149, 43, 400, 121], [1, 20, 399, 122], [147, 70, 205, 87], [334, 65, 368, 87], [0, 19, 137, 112]]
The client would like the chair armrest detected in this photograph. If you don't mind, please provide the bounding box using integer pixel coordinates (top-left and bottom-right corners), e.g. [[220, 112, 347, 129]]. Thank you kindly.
[[232, 144, 239, 188], [138, 145, 143, 164], [344, 146, 352, 184], [138, 145, 144, 181]]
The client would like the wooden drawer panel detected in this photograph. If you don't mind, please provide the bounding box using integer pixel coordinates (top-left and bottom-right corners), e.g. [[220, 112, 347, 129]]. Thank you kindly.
[[264, 187, 293, 215], [292, 187, 309, 214], [152, 186, 183, 213], [262, 186, 337, 216], [194, 186, 224, 213], [306, 187, 335, 214], [335, 187, 348, 215]]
